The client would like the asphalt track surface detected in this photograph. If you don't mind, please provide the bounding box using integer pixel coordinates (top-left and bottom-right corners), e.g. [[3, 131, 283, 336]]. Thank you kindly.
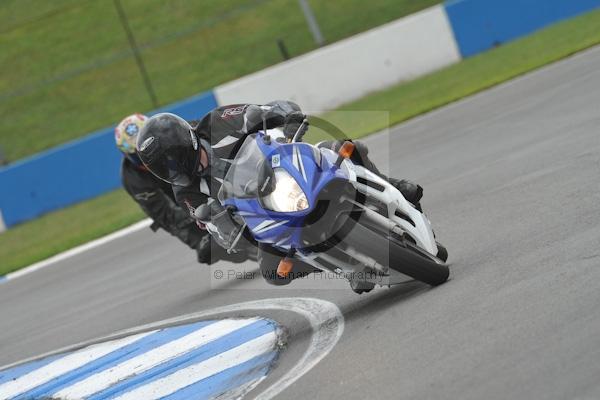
[[2, 45, 600, 400]]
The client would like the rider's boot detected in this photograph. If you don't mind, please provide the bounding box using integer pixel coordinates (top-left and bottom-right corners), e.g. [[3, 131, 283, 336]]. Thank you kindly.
[[388, 178, 423, 211]]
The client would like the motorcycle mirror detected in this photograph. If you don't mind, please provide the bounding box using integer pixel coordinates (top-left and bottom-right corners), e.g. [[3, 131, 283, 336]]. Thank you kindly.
[[245, 105, 264, 124]]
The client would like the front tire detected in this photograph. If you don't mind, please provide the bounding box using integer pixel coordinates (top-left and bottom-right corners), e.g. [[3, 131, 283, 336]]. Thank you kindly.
[[340, 220, 449, 286], [436, 242, 448, 262]]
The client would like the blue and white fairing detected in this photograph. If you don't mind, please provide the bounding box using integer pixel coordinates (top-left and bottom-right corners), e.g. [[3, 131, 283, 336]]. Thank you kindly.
[[219, 130, 445, 287], [219, 132, 346, 251]]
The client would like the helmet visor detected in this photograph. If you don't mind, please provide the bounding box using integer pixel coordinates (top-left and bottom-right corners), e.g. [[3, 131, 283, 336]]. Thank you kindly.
[[149, 155, 197, 187]]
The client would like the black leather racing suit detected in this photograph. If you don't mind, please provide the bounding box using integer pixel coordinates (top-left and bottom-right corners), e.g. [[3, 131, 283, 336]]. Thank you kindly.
[[121, 156, 207, 256]]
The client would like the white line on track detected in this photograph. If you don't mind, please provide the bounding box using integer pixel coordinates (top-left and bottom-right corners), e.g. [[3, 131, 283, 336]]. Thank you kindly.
[[219, 377, 267, 400], [0, 218, 151, 283], [105, 298, 345, 400], [113, 332, 278, 400], [0, 297, 344, 400], [52, 318, 260, 400], [0, 331, 154, 400]]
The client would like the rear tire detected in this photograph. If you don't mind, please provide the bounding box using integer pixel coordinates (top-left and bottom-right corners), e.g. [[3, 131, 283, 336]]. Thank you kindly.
[[340, 220, 449, 286]]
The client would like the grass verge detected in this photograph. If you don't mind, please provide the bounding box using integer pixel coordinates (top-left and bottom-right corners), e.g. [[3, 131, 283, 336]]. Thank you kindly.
[[0, 0, 438, 162], [1, 9, 600, 275], [326, 8, 600, 138], [0, 190, 144, 276]]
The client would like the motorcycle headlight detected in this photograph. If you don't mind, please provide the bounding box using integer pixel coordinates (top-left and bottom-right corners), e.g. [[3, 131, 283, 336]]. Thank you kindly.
[[262, 168, 309, 212]]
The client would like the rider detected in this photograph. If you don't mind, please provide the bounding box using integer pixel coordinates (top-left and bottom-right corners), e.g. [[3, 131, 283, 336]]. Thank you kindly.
[[135, 101, 423, 284], [115, 113, 244, 265]]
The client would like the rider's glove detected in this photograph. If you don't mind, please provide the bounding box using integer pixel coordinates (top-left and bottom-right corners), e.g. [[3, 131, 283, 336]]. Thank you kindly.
[[195, 234, 215, 264], [283, 111, 308, 140], [195, 201, 245, 253], [196, 234, 254, 265]]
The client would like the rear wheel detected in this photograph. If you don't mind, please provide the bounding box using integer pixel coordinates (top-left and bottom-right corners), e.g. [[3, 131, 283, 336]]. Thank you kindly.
[[340, 219, 449, 286]]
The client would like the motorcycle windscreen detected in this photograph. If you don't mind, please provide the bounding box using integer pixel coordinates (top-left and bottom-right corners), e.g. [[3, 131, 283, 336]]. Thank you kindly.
[[218, 135, 275, 201]]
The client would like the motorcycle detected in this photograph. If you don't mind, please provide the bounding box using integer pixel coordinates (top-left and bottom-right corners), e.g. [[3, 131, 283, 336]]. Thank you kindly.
[[217, 125, 449, 294]]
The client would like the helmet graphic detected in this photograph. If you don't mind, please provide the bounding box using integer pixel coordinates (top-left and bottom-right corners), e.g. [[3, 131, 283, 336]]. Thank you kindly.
[[115, 113, 148, 154]]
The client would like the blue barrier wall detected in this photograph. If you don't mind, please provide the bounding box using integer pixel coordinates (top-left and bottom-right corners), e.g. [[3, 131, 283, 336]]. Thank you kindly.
[[3, 1, 600, 229], [0, 91, 217, 228], [445, 0, 600, 57]]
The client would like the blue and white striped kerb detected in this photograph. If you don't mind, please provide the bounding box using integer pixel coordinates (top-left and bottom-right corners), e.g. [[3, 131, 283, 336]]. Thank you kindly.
[[0, 318, 281, 400]]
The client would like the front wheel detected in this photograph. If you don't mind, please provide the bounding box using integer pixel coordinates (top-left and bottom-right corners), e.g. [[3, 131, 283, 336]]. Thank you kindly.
[[340, 220, 449, 286], [436, 242, 448, 262]]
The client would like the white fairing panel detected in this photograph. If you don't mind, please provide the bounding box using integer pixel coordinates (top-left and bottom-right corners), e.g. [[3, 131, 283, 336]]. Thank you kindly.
[[348, 163, 438, 255], [265, 144, 440, 286], [317, 146, 437, 256]]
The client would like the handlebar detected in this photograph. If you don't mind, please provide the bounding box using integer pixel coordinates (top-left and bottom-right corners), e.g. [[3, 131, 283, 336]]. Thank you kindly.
[[291, 118, 309, 143]]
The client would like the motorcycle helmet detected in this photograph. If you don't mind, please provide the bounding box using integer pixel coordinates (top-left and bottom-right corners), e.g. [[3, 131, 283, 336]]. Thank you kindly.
[[136, 113, 201, 187], [115, 113, 148, 154], [115, 113, 149, 167]]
